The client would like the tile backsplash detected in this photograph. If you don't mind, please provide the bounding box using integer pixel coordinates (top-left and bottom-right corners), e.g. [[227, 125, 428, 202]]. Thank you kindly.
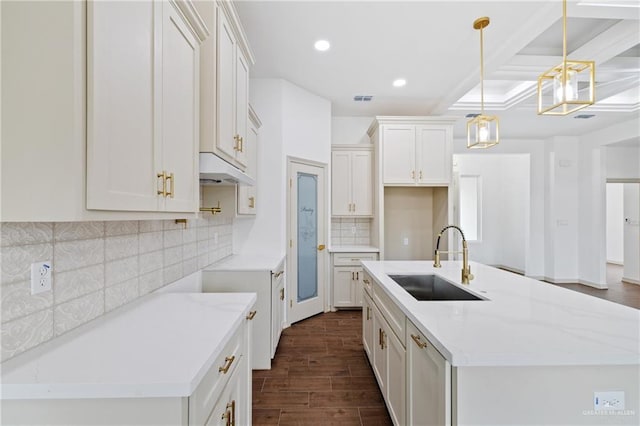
[[331, 217, 371, 246], [0, 217, 232, 362]]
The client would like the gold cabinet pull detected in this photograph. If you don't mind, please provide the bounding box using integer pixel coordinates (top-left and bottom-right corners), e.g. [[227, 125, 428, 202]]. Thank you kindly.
[[166, 172, 174, 198], [351, 271, 355, 280], [378, 328, 382, 348], [366, 306, 370, 320], [222, 408, 231, 426], [353, 203, 356, 212], [246, 310, 257, 320], [411, 334, 428, 349], [157, 171, 167, 196], [317, 244, 326, 251], [382, 330, 386, 349], [239, 136, 244, 152], [419, 170, 423, 180], [218, 355, 235, 373], [411, 170, 415, 180], [356, 271, 359, 280], [363, 279, 370, 284], [228, 400, 236, 426], [233, 134, 240, 151], [249, 196, 255, 208], [280, 288, 285, 300], [273, 270, 284, 279]]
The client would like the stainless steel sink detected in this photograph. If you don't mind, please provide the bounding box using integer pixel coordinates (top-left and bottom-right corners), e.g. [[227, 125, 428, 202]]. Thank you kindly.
[[388, 274, 484, 301]]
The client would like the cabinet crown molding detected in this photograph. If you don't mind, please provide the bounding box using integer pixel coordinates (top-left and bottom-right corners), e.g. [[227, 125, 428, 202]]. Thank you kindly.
[[173, 0, 210, 42], [367, 116, 460, 136], [218, 0, 255, 65], [331, 144, 373, 151]]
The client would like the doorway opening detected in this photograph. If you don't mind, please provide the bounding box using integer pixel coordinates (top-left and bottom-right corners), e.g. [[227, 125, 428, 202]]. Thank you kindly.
[[606, 181, 640, 287]]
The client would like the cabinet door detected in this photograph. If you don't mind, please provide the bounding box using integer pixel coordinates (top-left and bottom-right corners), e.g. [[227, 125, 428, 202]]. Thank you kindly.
[[382, 125, 416, 185], [162, 1, 199, 212], [87, 0, 159, 211], [416, 125, 452, 185], [352, 268, 364, 306], [362, 292, 374, 361], [386, 327, 406, 426], [351, 151, 373, 216], [407, 322, 451, 426], [371, 306, 387, 396], [205, 359, 243, 426], [331, 151, 352, 216], [234, 49, 249, 168], [333, 267, 355, 307], [216, 7, 237, 161], [271, 274, 284, 358], [237, 118, 258, 215]]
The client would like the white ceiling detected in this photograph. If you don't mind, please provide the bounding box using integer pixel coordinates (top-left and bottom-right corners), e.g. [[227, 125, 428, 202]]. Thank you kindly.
[[235, 0, 640, 139]]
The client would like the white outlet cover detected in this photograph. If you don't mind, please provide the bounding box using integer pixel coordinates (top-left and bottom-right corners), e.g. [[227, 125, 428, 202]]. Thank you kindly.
[[31, 261, 52, 295], [594, 391, 625, 411], [403, 237, 409, 246]]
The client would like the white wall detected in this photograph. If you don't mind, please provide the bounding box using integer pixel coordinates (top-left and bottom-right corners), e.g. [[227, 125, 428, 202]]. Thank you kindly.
[[623, 183, 640, 284], [455, 154, 529, 272], [234, 79, 331, 255], [332, 116, 373, 145], [606, 183, 624, 264], [606, 146, 640, 180]]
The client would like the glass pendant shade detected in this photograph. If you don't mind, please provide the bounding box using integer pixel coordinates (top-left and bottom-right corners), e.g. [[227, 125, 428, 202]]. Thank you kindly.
[[466, 17, 499, 149], [467, 114, 499, 149], [538, 60, 595, 115], [537, 0, 595, 116]]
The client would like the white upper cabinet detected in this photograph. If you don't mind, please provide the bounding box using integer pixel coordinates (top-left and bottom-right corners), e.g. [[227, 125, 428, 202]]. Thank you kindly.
[[198, 0, 255, 171], [1, 0, 207, 221], [371, 117, 456, 187], [331, 146, 374, 216], [87, 0, 203, 213]]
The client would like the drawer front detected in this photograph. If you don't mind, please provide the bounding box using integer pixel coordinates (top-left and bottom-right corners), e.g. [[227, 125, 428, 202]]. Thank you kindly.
[[189, 324, 244, 425], [362, 271, 373, 297], [333, 252, 378, 266], [373, 280, 406, 347]]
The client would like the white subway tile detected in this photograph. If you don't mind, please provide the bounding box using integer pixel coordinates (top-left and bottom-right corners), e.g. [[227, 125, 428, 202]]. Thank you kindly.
[[1, 243, 53, 285], [139, 231, 163, 254], [54, 264, 104, 304], [183, 242, 197, 260], [163, 229, 183, 248], [197, 253, 210, 269], [139, 220, 163, 233], [54, 291, 104, 336], [164, 246, 183, 267], [1, 281, 53, 323], [163, 263, 183, 285], [105, 235, 138, 262], [105, 221, 138, 237], [1, 223, 53, 247], [139, 270, 164, 295], [105, 278, 139, 312], [183, 258, 198, 276], [183, 227, 197, 244], [196, 240, 209, 256], [139, 250, 163, 275], [54, 222, 104, 242], [54, 238, 103, 273], [1, 309, 53, 362], [105, 257, 138, 287]]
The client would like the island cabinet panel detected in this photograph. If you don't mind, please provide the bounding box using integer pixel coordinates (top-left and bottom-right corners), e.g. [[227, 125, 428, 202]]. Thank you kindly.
[[406, 320, 451, 426], [362, 291, 374, 359]]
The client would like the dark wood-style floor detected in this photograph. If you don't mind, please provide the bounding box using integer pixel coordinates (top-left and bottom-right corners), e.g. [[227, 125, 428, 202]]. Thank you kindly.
[[550, 264, 640, 309], [252, 310, 392, 426]]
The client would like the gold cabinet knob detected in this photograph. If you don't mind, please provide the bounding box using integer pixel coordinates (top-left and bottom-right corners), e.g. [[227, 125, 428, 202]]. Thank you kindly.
[[317, 244, 326, 251]]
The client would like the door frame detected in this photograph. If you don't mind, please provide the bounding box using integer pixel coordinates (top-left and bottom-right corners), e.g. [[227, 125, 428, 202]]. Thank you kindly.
[[286, 156, 329, 326]]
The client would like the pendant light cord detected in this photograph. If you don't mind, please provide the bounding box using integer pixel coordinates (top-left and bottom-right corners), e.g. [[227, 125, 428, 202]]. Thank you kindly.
[[480, 25, 485, 115]]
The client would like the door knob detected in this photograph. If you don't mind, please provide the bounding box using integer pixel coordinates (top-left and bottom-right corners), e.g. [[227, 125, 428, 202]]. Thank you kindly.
[[317, 244, 326, 251]]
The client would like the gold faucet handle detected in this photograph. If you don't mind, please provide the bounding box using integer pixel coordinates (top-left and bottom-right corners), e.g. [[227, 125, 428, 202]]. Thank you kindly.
[[433, 250, 441, 268]]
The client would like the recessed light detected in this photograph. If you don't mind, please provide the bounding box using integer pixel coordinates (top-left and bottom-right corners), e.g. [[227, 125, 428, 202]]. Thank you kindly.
[[393, 79, 406, 87], [314, 40, 330, 52]]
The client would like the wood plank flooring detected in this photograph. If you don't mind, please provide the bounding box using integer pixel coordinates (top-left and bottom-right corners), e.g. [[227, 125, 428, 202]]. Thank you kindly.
[[252, 311, 392, 426]]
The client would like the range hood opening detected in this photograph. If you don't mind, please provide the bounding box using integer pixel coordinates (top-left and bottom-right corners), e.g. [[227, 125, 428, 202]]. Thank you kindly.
[[199, 153, 255, 186]]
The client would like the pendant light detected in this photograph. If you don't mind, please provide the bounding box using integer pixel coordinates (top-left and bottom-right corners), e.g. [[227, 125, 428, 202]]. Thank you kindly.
[[467, 17, 499, 149], [537, 0, 595, 115]]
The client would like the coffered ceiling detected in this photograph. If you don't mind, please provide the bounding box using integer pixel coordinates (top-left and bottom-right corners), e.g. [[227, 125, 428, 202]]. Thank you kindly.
[[235, 0, 640, 139]]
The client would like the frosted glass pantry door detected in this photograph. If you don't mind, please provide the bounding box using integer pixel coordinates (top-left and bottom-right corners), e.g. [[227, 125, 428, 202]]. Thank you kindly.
[[289, 161, 326, 324]]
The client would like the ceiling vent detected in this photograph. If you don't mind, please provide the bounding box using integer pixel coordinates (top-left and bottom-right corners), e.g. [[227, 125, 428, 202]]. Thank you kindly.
[[465, 113, 480, 118], [353, 95, 373, 102], [574, 114, 595, 119]]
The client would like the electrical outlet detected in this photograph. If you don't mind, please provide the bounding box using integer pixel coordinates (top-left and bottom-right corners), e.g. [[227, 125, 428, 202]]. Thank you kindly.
[[594, 391, 625, 411], [31, 261, 52, 295]]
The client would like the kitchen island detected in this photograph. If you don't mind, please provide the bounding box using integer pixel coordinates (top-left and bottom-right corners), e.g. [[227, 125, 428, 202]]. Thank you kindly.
[[362, 260, 639, 425], [1, 292, 257, 425]]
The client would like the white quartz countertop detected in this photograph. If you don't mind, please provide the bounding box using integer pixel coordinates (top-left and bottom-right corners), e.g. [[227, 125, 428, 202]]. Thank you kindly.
[[329, 245, 379, 253], [362, 261, 640, 367], [204, 252, 286, 272], [1, 293, 257, 400]]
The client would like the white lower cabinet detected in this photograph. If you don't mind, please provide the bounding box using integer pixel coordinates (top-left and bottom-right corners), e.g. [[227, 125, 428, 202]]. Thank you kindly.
[[331, 252, 378, 308], [202, 257, 286, 369], [406, 320, 451, 426], [369, 292, 405, 426], [362, 291, 374, 359]]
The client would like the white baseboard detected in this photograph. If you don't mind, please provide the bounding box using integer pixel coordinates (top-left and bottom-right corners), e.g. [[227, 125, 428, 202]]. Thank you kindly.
[[622, 277, 640, 286]]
